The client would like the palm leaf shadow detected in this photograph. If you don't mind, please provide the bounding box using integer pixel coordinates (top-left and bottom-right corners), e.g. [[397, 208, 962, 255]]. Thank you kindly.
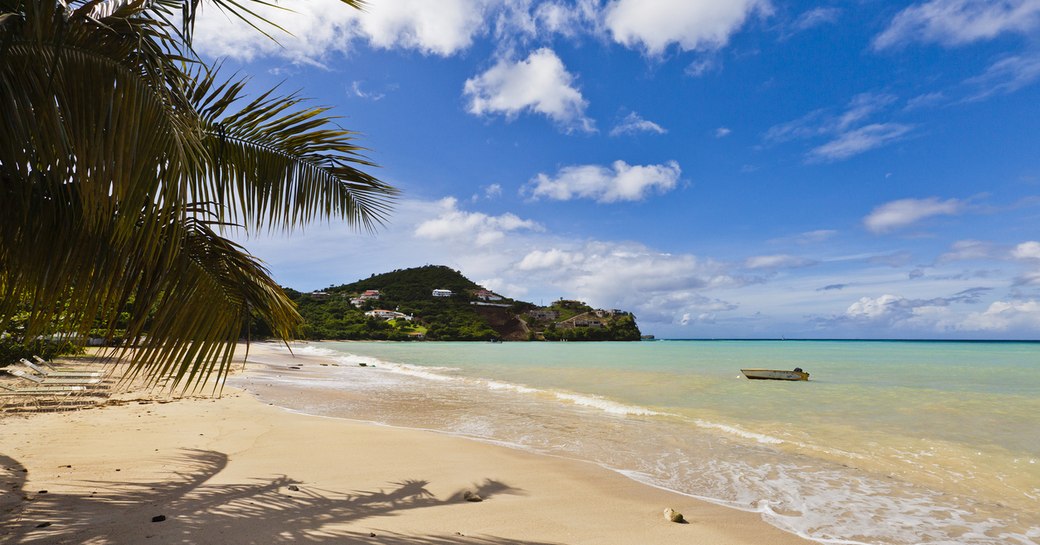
[[2, 449, 556, 544]]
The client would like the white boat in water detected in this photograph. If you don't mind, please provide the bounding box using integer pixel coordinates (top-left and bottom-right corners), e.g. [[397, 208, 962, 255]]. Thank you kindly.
[[741, 368, 809, 381]]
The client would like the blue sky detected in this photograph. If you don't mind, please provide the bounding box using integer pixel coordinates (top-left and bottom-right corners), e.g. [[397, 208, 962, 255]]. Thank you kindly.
[[197, 0, 1040, 339]]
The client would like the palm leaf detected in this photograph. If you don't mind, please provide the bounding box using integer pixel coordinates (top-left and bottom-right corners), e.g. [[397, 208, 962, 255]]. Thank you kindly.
[[1, 0, 394, 391], [189, 69, 398, 233]]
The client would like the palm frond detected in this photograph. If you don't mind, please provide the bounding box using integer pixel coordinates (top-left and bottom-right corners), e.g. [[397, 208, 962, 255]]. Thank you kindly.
[[119, 215, 300, 393], [189, 68, 398, 233], [1, 0, 393, 391], [178, 0, 366, 47]]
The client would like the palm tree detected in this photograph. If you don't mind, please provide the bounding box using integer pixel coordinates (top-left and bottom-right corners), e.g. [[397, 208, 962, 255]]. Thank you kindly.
[[0, 0, 397, 391]]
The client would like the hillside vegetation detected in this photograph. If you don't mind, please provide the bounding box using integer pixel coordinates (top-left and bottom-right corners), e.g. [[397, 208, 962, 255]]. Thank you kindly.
[[281, 265, 641, 342]]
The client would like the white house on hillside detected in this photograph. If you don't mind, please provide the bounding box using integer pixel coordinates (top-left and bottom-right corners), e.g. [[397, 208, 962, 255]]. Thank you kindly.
[[432, 289, 453, 297], [474, 289, 502, 301], [351, 289, 382, 307], [364, 309, 412, 321]]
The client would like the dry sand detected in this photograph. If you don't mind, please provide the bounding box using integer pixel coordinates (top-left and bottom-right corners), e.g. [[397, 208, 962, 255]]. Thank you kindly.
[[1, 349, 814, 545]]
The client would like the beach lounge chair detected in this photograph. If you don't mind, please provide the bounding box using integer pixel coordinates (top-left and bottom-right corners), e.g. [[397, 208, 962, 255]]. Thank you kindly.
[[32, 355, 93, 372], [0, 383, 103, 411], [18, 358, 104, 378], [3, 368, 105, 386], [0, 383, 88, 394]]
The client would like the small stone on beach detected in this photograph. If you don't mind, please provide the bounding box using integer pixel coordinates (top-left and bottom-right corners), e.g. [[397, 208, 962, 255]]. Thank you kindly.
[[664, 507, 685, 523], [35, 522, 51, 528], [359, 363, 367, 367], [463, 491, 483, 502], [288, 485, 300, 491], [151, 515, 166, 523]]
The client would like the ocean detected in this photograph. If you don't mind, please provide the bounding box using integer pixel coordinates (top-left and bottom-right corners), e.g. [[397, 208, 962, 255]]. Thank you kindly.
[[229, 340, 1040, 545]]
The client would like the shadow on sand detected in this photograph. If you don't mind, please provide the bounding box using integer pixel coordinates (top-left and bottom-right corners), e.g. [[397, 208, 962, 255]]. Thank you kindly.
[[1, 451, 557, 544]]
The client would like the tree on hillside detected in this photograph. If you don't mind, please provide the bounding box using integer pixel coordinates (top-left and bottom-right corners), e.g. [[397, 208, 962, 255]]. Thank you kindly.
[[0, 0, 397, 391]]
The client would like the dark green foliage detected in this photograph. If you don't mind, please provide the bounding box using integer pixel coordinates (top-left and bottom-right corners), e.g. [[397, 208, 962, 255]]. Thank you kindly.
[[331, 265, 482, 301], [0, 338, 80, 366], [283, 265, 641, 342]]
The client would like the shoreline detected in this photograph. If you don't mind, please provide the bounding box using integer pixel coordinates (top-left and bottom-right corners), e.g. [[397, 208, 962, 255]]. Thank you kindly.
[[1, 344, 814, 545]]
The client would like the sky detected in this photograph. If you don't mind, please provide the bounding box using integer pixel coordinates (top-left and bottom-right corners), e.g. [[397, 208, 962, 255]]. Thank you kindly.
[[195, 0, 1040, 339]]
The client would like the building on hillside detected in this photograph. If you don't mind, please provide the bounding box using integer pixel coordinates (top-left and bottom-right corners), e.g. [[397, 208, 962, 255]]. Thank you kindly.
[[308, 291, 331, 300], [364, 309, 412, 321], [473, 289, 503, 301], [557, 313, 604, 329], [432, 289, 453, 297], [527, 309, 559, 321], [350, 289, 381, 308]]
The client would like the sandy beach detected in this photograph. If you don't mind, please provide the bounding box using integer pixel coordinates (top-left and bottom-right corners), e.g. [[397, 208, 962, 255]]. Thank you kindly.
[[0, 345, 814, 545]]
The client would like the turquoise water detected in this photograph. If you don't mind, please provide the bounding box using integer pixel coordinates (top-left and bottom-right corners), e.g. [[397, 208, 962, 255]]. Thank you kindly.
[[233, 340, 1040, 545]]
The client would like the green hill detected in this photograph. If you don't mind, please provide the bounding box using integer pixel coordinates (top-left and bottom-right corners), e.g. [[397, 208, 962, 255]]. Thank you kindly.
[[329, 266, 483, 300], [281, 265, 641, 342]]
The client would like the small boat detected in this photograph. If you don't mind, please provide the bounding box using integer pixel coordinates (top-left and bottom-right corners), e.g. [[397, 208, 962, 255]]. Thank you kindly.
[[741, 367, 809, 381]]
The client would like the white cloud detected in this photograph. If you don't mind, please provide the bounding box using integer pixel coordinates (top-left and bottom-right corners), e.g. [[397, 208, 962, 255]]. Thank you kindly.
[[765, 93, 910, 162], [193, 0, 355, 63], [604, 0, 772, 55], [534, 0, 600, 37], [610, 112, 668, 136], [491, 0, 602, 51], [905, 91, 947, 110], [790, 7, 841, 32], [463, 48, 595, 132], [357, 0, 488, 55], [414, 197, 543, 246], [193, 0, 489, 63], [964, 54, 1040, 101], [792, 229, 837, 245], [845, 294, 908, 321], [511, 241, 745, 323], [350, 81, 385, 101], [863, 197, 965, 233], [525, 160, 681, 203], [1014, 271, 1040, 286], [807, 123, 914, 162], [484, 184, 503, 199], [714, 127, 732, 138], [874, 0, 1040, 50], [517, 248, 585, 271], [835, 93, 898, 130], [939, 239, 996, 262], [744, 254, 815, 270], [1013, 241, 1040, 260], [959, 300, 1040, 331], [833, 290, 1040, 334], [685, 56, 720, 77]]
